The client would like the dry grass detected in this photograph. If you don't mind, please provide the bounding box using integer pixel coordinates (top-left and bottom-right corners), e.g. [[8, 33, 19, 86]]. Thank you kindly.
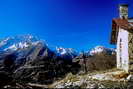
[[87, 53, 116, 71], [100, 80, 128, 88]]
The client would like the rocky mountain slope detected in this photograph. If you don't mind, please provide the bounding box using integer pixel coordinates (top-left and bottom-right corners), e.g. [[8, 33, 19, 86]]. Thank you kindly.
[[0, 35, 81, 88], [0, 35, 117, 88]]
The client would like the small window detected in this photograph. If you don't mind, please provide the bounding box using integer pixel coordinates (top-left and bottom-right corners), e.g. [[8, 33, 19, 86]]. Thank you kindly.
[[119, 38, 122, 66], [120, 38, 122, 49]]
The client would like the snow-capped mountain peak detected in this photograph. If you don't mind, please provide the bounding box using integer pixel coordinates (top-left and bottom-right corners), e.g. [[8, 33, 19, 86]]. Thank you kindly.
[[18, 42, 29, 48], [90, 46, 104, 54], [56, 47, 78, 59], [0, 34, 42, 51], [4, 42, 29, 51], [56, 47, 67, 55], [56, 47, 77, 55], [0, 37, 12, 47], [89, 46, 115, 55]]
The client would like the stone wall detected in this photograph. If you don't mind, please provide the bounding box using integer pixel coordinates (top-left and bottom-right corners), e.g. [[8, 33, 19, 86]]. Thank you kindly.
[[128, 32, 133, 71], [128, 32, 133, 60], [117, 28, 129, 73]]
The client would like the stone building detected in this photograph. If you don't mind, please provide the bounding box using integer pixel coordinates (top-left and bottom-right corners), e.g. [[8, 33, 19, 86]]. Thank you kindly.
[[110, 4, 133, 73]]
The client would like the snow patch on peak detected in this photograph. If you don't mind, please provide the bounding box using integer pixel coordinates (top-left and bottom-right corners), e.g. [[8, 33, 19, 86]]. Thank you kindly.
[[92, 46, 104, 52], [0, 34, 43, 51], [4, 42, 29, 51], [56, 47, 67, 55], [0, 37, 11, 47], [18, 42, 29, 48], [56, 47, 78, 59], [6, 44, 17, 51], [89, 46, 115, 56]]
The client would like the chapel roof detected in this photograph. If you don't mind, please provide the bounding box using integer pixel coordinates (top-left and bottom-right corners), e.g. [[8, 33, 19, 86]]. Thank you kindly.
[[110, 18, 133, 44]]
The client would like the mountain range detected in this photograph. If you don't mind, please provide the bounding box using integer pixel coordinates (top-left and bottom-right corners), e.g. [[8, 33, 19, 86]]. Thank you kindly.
[[0, 34, 116, 88], [0, 35, 116, 61]]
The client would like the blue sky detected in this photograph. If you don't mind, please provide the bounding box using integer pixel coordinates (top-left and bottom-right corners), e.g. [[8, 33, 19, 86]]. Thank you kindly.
[[0, 0, 132, 51]]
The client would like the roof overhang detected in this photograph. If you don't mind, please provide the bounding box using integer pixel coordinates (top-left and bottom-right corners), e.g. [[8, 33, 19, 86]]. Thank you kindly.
[[110, 18, 133, 44]]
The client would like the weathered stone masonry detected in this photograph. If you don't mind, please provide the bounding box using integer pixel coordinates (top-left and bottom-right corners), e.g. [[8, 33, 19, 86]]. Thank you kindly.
[[110, 4, 133, 73], [128, 32, 133, 71]]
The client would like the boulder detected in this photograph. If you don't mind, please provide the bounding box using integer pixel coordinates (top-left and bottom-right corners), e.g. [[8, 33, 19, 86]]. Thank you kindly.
[[0, 71, 13, 87], [127, 75, 133, 82]]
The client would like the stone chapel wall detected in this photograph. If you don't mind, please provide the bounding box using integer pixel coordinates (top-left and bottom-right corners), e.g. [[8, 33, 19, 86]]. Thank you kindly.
[[128, 31, 133, 71], [128, 32, 133, 60], [117, 28, 129, 72]]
